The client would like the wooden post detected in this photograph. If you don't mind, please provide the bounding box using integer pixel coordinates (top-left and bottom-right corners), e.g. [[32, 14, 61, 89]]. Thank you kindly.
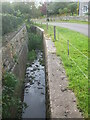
[[67, 40, 69, 56], [58, 31, 59, 40], [54, 26, 56, 41], [47, 22, 48, 30]]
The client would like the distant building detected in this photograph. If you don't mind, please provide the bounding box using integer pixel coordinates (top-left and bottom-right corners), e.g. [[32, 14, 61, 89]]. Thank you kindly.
[[79, 2, 88, 16]]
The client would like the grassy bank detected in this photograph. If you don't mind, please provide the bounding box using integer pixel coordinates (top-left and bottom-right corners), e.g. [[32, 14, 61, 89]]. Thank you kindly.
[[37, 23, 88, 117]]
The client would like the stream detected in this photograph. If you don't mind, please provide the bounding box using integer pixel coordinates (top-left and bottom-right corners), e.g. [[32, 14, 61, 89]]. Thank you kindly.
[[22, 50, 46, 118]]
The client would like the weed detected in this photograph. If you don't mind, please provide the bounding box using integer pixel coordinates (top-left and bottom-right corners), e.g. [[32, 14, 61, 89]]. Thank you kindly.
[[2, 72, 26, 118], [28, 50, 37, 62]]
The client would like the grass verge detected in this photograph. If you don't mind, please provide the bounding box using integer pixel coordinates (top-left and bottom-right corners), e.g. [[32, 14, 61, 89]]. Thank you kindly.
[[55, 20, 88, 24], [37, 23, 88, 117]]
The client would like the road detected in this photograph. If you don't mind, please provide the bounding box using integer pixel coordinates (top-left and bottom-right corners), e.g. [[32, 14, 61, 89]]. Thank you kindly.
[[46, 22, 88, 36]]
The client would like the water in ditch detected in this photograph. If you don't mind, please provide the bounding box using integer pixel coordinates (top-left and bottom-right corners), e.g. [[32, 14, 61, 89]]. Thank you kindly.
[[22, 50, 46, 118]]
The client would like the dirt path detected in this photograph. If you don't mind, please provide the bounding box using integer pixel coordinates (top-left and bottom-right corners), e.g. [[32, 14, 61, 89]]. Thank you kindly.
[[44, 35, 83, 118]]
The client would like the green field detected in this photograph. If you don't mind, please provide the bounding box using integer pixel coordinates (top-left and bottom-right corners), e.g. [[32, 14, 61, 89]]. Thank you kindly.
[[37, 23, 88, 117]]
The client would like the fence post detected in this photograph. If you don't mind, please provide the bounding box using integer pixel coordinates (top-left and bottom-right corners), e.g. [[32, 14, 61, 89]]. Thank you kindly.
[[54, 26, 56, 41], [67, 40, 69, 56], [58, 30, 59, 41], [47, 22, 48, 30]]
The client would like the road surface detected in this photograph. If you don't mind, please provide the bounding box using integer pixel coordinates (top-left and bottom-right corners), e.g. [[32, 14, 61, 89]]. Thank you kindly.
[[45, 22, 88, 36]]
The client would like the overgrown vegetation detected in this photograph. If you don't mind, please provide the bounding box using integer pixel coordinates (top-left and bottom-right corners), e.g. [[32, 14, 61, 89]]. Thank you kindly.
[[46, 2, 78, 16], [26, 23, 43, 62], [28, 50, 37, 62], [2, 72, 27, 118], [2, 14, 23, 35], [2, 72, 20, 118], [37, 24, 88, 117], [2, 2, 40, 35], [28, 32, 42, 51]]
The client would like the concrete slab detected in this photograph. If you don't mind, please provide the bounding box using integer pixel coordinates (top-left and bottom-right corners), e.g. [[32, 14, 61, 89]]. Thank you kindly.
[[44, 36, 83, 118]]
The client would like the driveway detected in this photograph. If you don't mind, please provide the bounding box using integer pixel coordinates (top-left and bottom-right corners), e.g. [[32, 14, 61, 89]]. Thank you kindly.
[[46, 22, 88, 36]]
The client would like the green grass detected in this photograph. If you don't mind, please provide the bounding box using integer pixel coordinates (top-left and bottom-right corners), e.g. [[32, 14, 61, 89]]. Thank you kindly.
[[37, 23, 88, 117], [28, 50, 37, 62], [55, 20, 88, 24]]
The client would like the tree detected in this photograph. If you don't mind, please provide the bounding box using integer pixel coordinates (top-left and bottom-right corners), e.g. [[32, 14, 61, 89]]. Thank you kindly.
[[63, 8, 68, 15], [68, 3, 77, 16], [40, 2, 47, 16]]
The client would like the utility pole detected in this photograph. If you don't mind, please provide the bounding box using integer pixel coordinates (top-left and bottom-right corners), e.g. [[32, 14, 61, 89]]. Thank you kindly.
[[77, 0, 79, 15], [46, 0, 48, 22]]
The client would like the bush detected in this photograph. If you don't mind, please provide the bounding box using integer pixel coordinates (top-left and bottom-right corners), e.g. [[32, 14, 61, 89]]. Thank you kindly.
[[28, 32, 42, 51], [28, 50, 37, 62], [2, 14, 23, 35], [2, 72, 23, 118]]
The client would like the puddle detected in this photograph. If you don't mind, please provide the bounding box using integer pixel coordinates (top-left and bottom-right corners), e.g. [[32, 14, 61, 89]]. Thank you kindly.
[[22, 50, 46, 118]]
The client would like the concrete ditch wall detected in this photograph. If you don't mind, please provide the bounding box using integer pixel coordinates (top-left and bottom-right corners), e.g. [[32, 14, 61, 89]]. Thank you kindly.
[[35, 26, 82, 118], [2, 24, 28, 81]]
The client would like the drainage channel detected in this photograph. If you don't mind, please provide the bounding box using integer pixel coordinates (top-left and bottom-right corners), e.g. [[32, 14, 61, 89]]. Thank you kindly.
[[22, 50, 46, 118]]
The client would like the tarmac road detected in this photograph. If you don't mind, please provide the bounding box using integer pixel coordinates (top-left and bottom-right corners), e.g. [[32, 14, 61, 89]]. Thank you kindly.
[[46, 22, 88, 36]]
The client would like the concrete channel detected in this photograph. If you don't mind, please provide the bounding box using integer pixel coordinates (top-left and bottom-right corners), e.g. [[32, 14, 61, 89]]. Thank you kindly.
[[22, 26, 83, 118]]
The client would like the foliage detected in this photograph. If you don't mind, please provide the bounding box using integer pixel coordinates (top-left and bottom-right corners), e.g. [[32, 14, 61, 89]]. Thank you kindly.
[[2, 72, 27, 118], [2, 14, 23, 35], [41, 2, 77, 16], [26, 23, 43, 62], [2, 2, 41, 35], [2, 2, 14, 15], [68, 3, 77, 15], [2, 72, 17, 118], [2, 72, 28, 118], [37, 24, 88, 117], [2, 2, 41, 19], [39, 2, 47, 15], [28, 50, 37, 62], [28, 32, 42, 51]]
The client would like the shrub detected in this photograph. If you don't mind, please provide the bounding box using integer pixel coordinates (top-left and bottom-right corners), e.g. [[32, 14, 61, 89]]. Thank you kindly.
[[2, 72, 23, 118], [28, 50, 37, 62], [2, 14, 23, 35], [28, 32, 42, 51]]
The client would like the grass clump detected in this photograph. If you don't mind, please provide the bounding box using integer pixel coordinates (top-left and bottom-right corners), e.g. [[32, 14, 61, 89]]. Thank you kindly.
[[37, 23, 88, 117], [26, 24, 43, 62], [28, 32, 42, 51], [28, 50, 37, 62]]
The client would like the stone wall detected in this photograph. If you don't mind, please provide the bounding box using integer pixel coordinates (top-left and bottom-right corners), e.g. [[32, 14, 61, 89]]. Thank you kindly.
[[2, 24, 28, 81]]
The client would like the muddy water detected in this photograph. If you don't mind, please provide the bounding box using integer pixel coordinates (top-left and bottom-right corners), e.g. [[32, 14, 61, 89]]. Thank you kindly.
[[22, 50, 46, 118]]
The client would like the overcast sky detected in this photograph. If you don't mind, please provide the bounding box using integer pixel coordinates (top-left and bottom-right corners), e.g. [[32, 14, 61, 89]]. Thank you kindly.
[[1, 0, 90, 3]]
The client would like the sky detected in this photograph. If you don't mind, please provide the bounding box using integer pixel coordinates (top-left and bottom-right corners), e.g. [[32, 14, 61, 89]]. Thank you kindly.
[[1, 0, 90, 2]]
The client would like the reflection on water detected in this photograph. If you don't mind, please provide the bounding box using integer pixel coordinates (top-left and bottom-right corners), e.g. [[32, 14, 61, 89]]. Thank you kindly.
[[22, 50, 46, 118]]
